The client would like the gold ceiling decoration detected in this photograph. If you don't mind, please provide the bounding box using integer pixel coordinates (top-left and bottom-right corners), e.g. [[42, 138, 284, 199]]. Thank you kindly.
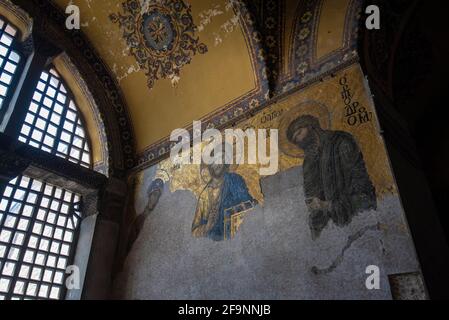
[[110, 0, 208, 89]]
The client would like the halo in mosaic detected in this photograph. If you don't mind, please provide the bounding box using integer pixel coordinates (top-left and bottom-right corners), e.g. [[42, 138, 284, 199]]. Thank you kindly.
[[110, 0, 208, 89]]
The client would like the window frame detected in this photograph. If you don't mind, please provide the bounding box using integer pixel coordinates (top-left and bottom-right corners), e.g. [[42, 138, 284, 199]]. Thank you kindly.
[[18, 67, 94, 169], [0, 14, 26, 125], [0, 16, 105, 301], [0, 175, 83, 300]]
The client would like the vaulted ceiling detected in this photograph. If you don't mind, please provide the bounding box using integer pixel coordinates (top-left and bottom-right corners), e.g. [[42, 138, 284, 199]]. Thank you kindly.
[[51, 0, 358, 169], [54, 0, 261, 153]]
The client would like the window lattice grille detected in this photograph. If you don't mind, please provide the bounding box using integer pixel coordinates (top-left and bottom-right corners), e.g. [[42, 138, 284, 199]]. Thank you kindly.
[[0, 16, 99, 302], [0, 17, 20, 112], [0, 176, 82, 300], [19, 69, 92, 168]]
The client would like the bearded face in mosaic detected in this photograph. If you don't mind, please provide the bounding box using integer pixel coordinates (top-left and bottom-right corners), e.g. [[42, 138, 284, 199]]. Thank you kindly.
[[287, 115, 377, 239]]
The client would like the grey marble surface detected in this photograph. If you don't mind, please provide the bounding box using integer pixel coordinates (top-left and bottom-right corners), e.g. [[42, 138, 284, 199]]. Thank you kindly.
[[113, 166, 421, 300]]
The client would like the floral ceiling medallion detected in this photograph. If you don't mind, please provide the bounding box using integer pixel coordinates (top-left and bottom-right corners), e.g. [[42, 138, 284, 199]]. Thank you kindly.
[[110, 0, 208, 89]]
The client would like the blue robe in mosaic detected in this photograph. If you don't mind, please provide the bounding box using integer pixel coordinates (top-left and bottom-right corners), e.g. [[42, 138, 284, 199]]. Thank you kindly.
[[192, 172, 255, 241]]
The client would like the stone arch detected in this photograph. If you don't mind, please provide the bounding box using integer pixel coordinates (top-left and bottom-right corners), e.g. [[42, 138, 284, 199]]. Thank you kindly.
[[12, 0, 136, 177]]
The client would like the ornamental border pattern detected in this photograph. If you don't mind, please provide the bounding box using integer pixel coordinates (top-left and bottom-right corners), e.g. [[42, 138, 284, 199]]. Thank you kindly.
[[282, 0, 362, 93], [12, 0, 137, 177], [131, 58, 360, 175], [134, 0, 271, 172], [110, 0, 209, 90], [133, 0, 363, 172], [245, 0, 284, 95], [57, 52, 110, 176], [11, 0, 364, 175]]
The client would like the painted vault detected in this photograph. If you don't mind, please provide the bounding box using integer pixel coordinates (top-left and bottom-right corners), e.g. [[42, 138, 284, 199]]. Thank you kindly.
[[110, 0, 208, 89]]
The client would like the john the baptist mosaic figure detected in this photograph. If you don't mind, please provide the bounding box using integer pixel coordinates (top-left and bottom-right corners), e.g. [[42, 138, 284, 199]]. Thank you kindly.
[[287, 115, 377, 239]]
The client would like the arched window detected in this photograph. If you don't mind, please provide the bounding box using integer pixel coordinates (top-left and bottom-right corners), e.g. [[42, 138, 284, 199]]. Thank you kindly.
[[18, 68, 92, 168], [0, 15, 106, 301]]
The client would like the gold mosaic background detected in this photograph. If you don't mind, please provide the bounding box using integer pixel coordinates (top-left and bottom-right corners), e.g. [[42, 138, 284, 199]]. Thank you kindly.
[[134, 63, 397, 206]]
